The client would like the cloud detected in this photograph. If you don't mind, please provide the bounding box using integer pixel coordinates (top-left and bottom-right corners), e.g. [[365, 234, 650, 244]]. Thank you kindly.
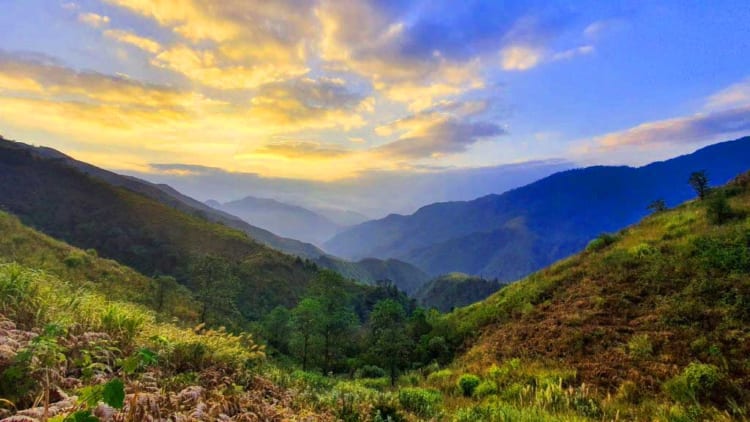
[[374, 99, 505, 159], [247, 77, 370, 130], [104, 0, 317, 90], [500, 46, 544, 71], [584, 19, 625, 39], [252, 140, 352, 159], [551, 45, 594, 61], [104, 29, 162, 53], [78, 12, 110, 28], [0, 51, 200, 108], [594, 106, 750, 149], [376, 119, 505, 158], [705, 77, 750, 111]]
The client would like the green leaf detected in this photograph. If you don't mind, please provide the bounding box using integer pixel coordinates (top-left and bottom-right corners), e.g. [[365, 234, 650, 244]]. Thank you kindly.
[[121, 356, 139, 375], [138, 348, 158, 366], [77, 385, 104, 407], [102, 378, 125, 409]]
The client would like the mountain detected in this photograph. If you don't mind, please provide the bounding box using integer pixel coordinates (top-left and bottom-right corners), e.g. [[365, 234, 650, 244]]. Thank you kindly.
[[439, 172, 750, 416], [326, 136, 750, 280], [27, 144, 328, 260], [306, 206, 370, 227], [414, 273, 503, 312], [209, 196, 342, 246], [0, 138, 429, 296], [314, 255, 430, 295], [0, 137, 326, 321]]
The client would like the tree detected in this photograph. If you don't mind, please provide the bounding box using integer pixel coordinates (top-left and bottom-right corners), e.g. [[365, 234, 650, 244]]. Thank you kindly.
[[261, 306, 291, 354], [647, 199, 667, 214], [189, 255, 240, 326], [689, 171, 710, 200], [153, 275, 178, 312], [290, 298, 324, 371], [307, 271, 358, 374], [368, 299, 413, 386]]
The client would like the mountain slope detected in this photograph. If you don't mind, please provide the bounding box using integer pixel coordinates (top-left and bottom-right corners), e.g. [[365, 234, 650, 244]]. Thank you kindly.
[[447, 172, 750, 406], [0, 210, 199, 320], [31, 144, 328, 260], [326, 136, 750, 279], [0, 138, 323, 321], [415, 273, 503, 312], [210, 196, 342, 245]]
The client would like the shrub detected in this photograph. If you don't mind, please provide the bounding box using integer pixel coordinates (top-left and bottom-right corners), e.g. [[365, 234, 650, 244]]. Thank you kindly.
[[474, 380, 498, 398], [706, 192, 734, 224], [426, 369, 453, 389], [63, 251, 88, 268], [663, 362, 723, 403], [398, 387, 442, 418], [359, 377, 390, 391], [586, 233, 618, 252], [357, 365, 386, 379], [457, 374, 481, 397], [627, 334, 653, 360], [630, 243, 657, 259]]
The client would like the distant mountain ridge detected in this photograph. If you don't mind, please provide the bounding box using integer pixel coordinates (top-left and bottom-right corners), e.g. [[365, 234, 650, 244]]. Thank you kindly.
[[326, 136, 750, 280], [207, 195, 343, 246]]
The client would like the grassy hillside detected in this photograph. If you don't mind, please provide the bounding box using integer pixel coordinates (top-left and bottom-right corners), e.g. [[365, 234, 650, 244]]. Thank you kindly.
[[415, 273, 503, 312], [0, 139, 323, 322], [326, 136, 750, 281], [0, 211, 199, 321], [434, 171, 750, 419]]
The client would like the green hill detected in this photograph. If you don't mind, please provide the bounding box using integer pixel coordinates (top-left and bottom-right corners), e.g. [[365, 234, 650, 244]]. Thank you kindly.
[[415, 273, 503, 312], [434, 171, 750, 419]]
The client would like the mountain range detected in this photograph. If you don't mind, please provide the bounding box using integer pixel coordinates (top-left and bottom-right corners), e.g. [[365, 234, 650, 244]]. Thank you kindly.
[[326, 136, 750, 281], [206, 196, 343, 246], [0, 138, 427, 307]]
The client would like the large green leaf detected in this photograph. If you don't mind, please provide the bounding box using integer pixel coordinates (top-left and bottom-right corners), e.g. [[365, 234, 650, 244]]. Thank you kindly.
[[102, 378, 125, 409]]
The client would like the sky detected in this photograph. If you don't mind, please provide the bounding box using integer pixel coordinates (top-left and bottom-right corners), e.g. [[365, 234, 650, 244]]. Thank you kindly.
[[1, 1, 750, 215]]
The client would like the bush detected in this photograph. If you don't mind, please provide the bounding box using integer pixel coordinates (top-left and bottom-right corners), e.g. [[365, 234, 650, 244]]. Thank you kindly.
[[398, 387, 442, 418], [357, 365, 386, 379], [706, 192, 734, 224], [474, 380, 498, 398], [457, 374, 481, 397], [586, 233, 618, 252], [663, 362, 723, 403], [63, 251, 88, 268], [426, 368, 453, 389]]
